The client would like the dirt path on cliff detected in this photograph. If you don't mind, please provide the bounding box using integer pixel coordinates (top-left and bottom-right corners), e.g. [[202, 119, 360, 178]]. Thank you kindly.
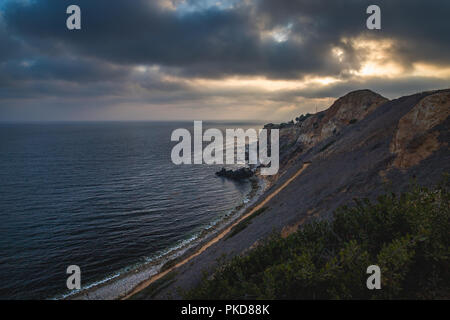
[[123, 162, 311, 300]]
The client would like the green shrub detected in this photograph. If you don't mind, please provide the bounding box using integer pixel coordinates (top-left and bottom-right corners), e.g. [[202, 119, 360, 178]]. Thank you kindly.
[[184, 176, 449, 299]]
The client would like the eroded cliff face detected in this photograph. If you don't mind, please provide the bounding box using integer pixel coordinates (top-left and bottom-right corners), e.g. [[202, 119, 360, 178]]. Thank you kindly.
[[267, 89, 388, 175], [299, 89, 388, 148], [390, 91, 450, 169], [262, 88, 449, 187]]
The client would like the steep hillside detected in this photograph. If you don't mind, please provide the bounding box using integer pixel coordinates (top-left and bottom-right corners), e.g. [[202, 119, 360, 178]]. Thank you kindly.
[[132, 88, 449, 299], [265, 89, 388, 180], [186, 181, 449, 299], [390, 91, 450, 169]]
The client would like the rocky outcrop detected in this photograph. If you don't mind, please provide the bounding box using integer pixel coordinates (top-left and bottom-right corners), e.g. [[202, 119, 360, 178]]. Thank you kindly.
[[296, 89, 388, 149], [216, 167, 254, 180], [390, 91, 450, 169]]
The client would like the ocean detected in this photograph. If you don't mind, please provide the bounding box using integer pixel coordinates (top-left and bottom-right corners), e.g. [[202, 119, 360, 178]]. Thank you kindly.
[[0, 121, 263, 299]]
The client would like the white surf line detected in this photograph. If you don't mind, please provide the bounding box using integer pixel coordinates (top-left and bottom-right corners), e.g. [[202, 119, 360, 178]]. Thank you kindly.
[[122, 162, 311, 300]]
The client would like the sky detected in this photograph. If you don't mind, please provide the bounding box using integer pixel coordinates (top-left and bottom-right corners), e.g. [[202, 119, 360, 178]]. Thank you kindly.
[[0, 0, 449, 122]]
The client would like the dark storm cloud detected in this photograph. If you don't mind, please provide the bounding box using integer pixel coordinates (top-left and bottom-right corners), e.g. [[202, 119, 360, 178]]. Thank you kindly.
[[2, 0, 260, 74], [257, 0, 450, 67], [0, 0, 355, 79], [0, 57, 128, 84], [273, 76, 450, 102], [0, 0, 449, 120], [3, 0, 449, 79]]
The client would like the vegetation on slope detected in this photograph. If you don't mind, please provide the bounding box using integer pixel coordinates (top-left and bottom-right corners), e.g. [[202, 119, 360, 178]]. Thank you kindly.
[[184, 176, 449, 299]]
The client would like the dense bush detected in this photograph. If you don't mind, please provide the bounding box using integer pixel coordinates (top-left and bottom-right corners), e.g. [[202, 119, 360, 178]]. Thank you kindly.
[[184, 177, 449, 299], [295, 113, 312, 123]]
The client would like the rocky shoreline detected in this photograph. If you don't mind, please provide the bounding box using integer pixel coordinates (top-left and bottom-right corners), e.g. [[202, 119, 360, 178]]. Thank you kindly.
[[65, 175, 266, 300], [65, 88, 449, 300], [215, 167, 254, 180]]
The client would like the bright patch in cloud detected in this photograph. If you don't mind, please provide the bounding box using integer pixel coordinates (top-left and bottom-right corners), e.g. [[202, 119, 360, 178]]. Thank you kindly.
[[345, 37, 405, 77]]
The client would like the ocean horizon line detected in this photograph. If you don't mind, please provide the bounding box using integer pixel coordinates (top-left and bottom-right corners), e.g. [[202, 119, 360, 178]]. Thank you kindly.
[[0, 119, 267, 125]]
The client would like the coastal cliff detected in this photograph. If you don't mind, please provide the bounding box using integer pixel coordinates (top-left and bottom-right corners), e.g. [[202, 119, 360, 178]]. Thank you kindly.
[[263, 89, 388, 182], [130, 88, 450, 299]]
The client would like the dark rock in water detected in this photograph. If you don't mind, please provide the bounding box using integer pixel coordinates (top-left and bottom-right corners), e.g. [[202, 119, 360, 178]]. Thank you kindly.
[[216, 167, 254, 180]]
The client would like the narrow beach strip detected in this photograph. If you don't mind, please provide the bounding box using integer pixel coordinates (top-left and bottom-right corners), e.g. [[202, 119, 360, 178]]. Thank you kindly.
[[123, 162, 311, 299]]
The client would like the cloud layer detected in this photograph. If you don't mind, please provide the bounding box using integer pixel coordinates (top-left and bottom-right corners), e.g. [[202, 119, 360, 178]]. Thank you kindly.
[[1, 0, 449, 121]]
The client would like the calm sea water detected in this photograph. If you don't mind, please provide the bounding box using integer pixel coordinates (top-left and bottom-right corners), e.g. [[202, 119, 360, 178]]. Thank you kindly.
[[0, 121, 262, 299]]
